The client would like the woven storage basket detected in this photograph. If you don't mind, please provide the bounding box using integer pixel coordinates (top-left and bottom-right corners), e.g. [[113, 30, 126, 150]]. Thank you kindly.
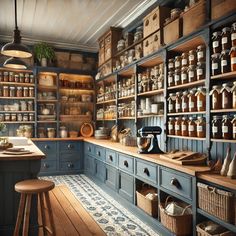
[[159, 196, 192, 235], [197, 183, 234, 223]]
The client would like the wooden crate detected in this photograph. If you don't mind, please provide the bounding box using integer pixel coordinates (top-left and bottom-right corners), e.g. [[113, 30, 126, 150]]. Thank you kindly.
[[55, 51, 70, 61], [182, 0, 207, 37], [211, 0, 236, 20], [135, 43, 143, 60], [152, 30, 161, 53], [143, 35, 153, 57], [69, 61, 83, 70], [164, 18, 182, 45], [98, 40, 105, 66], [70, 53, 83, 63]]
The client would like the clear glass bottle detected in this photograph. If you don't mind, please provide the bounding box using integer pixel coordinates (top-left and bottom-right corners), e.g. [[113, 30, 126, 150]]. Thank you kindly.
[[197, 45, 205, 62], [210, 85, 222, 110], [168, 93, 176, 113], [211, 53, 221, 75], [188, 65, 197, 82], [181, 52, 189, 66], [222, 115, 232, 139], [221, 83, 232, 109], [221, 49, 231, 73], [221, 27, 231, 50], [181, 66, 188, 84]]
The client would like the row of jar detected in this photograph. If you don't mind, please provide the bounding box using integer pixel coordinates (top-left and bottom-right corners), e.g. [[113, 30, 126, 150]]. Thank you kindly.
[[118, 102, 135, 118], [0, 101, 34, 112], [0, 113, 34, 122], [168, 116, 206, 138], [212, 115, 236, 140], [96, 106, 117, 120], [0, 71, 34, 84], [38, 127, 56, 138], [168, 88, 206, 113], [17, 125, 33, 138], [60, 80, 93, 90], [0, 86, 35, 97]]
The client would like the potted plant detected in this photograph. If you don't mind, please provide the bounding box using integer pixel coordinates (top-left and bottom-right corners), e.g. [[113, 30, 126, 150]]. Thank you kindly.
[[33, 42, 55, 67], [0, 123, 6, 136]]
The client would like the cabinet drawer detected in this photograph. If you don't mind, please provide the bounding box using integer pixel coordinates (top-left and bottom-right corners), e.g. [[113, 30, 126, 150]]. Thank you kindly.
[[35, 142, 57, 160], [59, 152, 80, 161], [119, 172, 134, 203], [59, 141, 80, 152], [95, 146, 105, 161], [106, 149, 117, 166], [118, 154, 134, 174], [40, 160, 57, 173], [160, 167, 192, 200], [84, 142, 95, 155], [105, 165, 118, 191], [136, 160, 157, 184], [59, 160, 80, 171]]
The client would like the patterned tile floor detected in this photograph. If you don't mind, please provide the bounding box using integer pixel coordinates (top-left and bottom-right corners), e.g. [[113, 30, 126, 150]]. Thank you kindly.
[[41, 175, 159, 236]]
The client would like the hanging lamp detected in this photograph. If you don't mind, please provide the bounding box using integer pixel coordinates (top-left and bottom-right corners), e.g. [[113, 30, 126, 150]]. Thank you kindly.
[[3, 57, 27, 69], [1, 0, 32, 58]]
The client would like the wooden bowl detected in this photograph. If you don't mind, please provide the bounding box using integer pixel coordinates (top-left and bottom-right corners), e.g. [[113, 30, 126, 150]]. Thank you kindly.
[[80, 123, 94, 138]]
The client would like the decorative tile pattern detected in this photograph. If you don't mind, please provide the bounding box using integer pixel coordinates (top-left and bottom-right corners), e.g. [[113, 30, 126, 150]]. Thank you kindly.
[[41, 175, 159, 236]]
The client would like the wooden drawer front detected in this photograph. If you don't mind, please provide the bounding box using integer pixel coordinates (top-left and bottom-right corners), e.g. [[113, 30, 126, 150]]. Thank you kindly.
[[136, 160, 157, 184], [36, 142, 57, 160], [40, 160, 57, 173], [95, 159, 106, 182], [106, 149, 117, 166], [160, 167, 192, 200], [60, 160, 80, 171], [143, 36, 153, 57], [95, 146, 105, 161], [152, 31, 161, 52], [84, 143, 95, 155], [118, 154, 134, 174], [59, 152, 79, 161], [211, 0, 236, 20], [105, 165, 118, 191], [105, 34, 111, 46], [59, 141, 80, 152], [119, 172, 134, 203]]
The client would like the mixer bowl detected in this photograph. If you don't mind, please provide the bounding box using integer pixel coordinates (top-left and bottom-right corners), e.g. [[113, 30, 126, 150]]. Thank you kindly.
[[137, 136, 152, 152]]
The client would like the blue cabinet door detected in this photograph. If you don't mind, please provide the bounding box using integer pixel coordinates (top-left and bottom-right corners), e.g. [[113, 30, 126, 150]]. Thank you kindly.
[[105, 165, 118, 191], [34, 141, 57, 160], [95, 159, 106, 182], [119, 171, 134, 203]]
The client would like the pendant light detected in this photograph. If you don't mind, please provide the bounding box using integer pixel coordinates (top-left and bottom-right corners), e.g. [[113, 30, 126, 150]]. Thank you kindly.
[[1, 0, 32, 58], [3, 57, 27, 69]]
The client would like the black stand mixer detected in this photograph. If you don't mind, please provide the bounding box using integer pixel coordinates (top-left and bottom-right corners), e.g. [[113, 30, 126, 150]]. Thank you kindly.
[[137, 126, 164, 154]]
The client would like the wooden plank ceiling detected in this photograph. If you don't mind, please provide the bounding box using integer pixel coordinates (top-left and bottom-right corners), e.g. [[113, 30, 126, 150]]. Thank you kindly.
[[0, 0, 156, 52]]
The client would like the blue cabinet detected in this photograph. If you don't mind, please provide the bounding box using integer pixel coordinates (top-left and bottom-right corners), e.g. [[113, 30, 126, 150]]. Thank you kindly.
[[119, 171, 134, 203], [105, 165, 118, 191], [95, 159, 106, 182], [118, 153, 134, 174]]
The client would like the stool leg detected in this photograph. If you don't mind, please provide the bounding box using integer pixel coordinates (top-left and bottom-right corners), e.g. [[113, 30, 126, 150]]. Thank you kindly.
[[39, 193, 47, 236], [14, 193, 26, 236], [44, 192, 55, 235], [22, 194, 32, 236]]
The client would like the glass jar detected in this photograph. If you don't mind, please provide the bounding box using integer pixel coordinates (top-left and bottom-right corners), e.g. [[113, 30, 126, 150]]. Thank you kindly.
[[168, 59, 174, 71], [211, 53, 221, 75], [168, 93, 176, 113], [168, 117, 175, 135], [175, 92, 182, 113], [3, 86, 9, 97], [221, 27, 231, 50], [11, 113, 17, 121], [212, 31, 221, 53], [30, 74, 34, 83], [232, 115, 236, 139], [197, 45, 205, 62], [3, 72, 9, 82], [175, 56, 181, 69], [188, 117, 197, 137], [181, 66, 188, 84], [158, 75, 164, 89], [168, 71, 174, 87], [19, 73, 24, 83], [20, 101, 27, 111], [23, 87, 29, 97], [189, 49, 197, 65], [196, 117, 206, 138], [47, 128, 56, 138], [221, 83, 232, 109], [196, 62, 205, 80], [175, 117, 182, 136], [195, 87, 206, 112], [212, 116, 222, 139], [9, 72, 14, 82], [188, 89, 197, 112], [60, 126, 68, 138], [210, 85, 222, 110], [16, 87, 23, 97], [181, 117, 188, 136], [181, 52, 189, 66], [174, 69, 181, 86], [24, 73, 30, 83], [220, 49, 231, 73], [232, 22, 236, 47], [4, 113, 10, 121], [17, 113, 23, 121], [230, 46, 236, 71], [23, 114, 28, 121], [232, 81, 236, 109], [9, 86, 15, 97], [29, 114, 34, 121], [14, 74, 19, 83], [222, 115, 232, 139], [188, 65, 197, 82], [181, 91, 189, 112], [29, 87, 34, 97], [0, 71, 3, 82]]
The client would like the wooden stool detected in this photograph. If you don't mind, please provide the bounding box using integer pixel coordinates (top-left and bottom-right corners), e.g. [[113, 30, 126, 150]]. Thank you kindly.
[[14, 179, 55, 236]]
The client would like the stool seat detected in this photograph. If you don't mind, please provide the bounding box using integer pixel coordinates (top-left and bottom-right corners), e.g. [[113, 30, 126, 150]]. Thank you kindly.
[[15, 179, 55, 194]]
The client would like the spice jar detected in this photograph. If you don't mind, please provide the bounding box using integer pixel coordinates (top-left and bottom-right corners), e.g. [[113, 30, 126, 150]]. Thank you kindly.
[[197, 45, 205, 62], [174, 69, 181, 86], [11, 113, 17, 121], [222, 115, 232, 139], [232, 115, 236, 139], [181, 117, 188, 136], [196, 62, 205, 80], [168, 59, 174, 71], [175, 56, 181, 69], [189, 49, 197, 65], [195, 87, 206, 112], [188, 89, 197, 112], [220, 50, 231, 73], [29, 114, 34, 121], [175, 117, 182, 136], [19, 74, 24, 83], [3, 86, 9, 97], [30, 74, 34, 84], [9, 86, 15, 97], [212, 116, 222, 139], [168, 93, 176, 113], [168, 118, 175, 135], [210, 85, 222, 110], [181, 66, 188, 84], [181, 91, 189, 112], [29, 87, 34, 97], [24, 73, 30, 83], [168, 71, 174, 87], [3, 72, 9, 82], [211, 53, 221, 75], [175, 92, 182, 113], [16, 87, 23, 97], [27, 101, 34, 111], [212, 31, 221, 53], [9, 72, 14, 82], [188, 65, 197, 82], [221, 83, 232, 109], [232, 22, 236, 47], [14, 74, 19, 83], [23, 87, 29, 97], [47, 128, 56, 138], [221, 27, 231, 50], [230, 46, 236, 71], [4, 113, 10, 121], [188, 117, 197, 137], [23, 114, 28, 121], [232, 81, 236, 109], [181, 52, 188, 66], [196, 117, 206, 138]]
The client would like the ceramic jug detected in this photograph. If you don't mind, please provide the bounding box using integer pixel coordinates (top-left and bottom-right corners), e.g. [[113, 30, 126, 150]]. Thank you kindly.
[[220, 146, 231, 176], [227, 152, 236, 179]]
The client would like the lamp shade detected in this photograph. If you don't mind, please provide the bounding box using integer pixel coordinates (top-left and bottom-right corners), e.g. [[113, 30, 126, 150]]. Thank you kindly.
[[3, 57, 28, 69]]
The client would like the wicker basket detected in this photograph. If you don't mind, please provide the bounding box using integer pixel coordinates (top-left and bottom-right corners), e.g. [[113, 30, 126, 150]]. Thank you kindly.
[[159, 196, 192, 236], [197, 183, 234, 223]]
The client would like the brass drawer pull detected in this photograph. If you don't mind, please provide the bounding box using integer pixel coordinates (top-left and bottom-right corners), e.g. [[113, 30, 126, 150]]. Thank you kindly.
[[68, 144, 73, 149]]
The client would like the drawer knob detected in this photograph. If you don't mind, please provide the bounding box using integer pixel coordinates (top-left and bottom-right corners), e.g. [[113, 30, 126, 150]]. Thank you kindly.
[[170, 178, 180, 188], [123, 160, 128, 167], [43, 163, 49, 169], [97, 151, 101, 156], [68, 163, 74, 168], [88, 147, 91, 152], [143, 168, 150, 176], [68, 144, 73, 149], [109, 155, 113, 161], [44, 145, 49, 149]]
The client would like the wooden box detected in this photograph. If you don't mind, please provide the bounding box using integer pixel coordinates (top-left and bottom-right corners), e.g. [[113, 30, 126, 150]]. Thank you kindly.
[[135, 43, 143, 60], [98, 40, 105, 66], [164, 18, 182, 45], [211, 0, 236, 20], [152, 30, 161, 53], [143, 30, 161, 57], [69, 61, 83, 70], [70, 53, 83, 63], [143, 6, 170, 38], [99, 59, 113, 77], [182, 0, 207, 37], [55, 51, 70, 61], [143, 35, 153, 57]]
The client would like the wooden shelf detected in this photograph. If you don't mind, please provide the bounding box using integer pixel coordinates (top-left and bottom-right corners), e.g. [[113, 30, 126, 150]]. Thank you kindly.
[[0, 97, 35, 100], [96, 99, 116, 105], [59, 87, 94, 92], [138, 53, 163, 67], [137, 114, 164, 118], [167, 135, 206, 141], [4, 121, 35, 124], [118, 95, 135, 101], [167, 111, 206, 116], [138, 89, 164, 96], [211, 71, 236, 80], [0, 67, 33, 73], [60, 115, 92, 122], [60, 101, 93, 105], [117, 64, 135, 77], [211, 139, 236, 143], [37, 120, 57, 123], [0, 111, 35, 113], [167, 80, 205, 90], [0, 82, 35, 87], [97, 118, 116, 121], [118, 117, 135, 120], [37, 85, 57, 90], [211, 109, 236, 113], [37, 99, 58, 103]]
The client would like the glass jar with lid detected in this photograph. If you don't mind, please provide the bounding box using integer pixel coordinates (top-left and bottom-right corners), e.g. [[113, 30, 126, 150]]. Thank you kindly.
[[196, 62, 205, 80], [17, 113, 23, 121], [3, 86, 9, 97], [196, 117, 206, 138], [212, 116, 222, 139], [195, 87, 206, 112], [221, 83, 232, 109], [188, 89, 197, 112], [9, 87, 15, 97], [168, 94, 176, 113], [24, 73, 30, 83], [181, 66, 188, 84], [181, 91, 189, 112], [220, 49, 231, 73], [174, 69, 181, 86], [232, 22, 236, 47], [232, 81, 236, 109], [29, 114, 34, 121], [211, 53, 221, 75], [210, 85, 222, 110], [212, 31, 221, 53], [9, 72, 14, 82], [232, 114, 236, 139], [30, 74, 34, 84], [181, 117, 188, 136], [4, 113, 10, 121], [188, 49, 197, 65], [168, 118, 175, 135], [175, 56, 181, 69], [188, 65, 197, 82], [181, 52, 188, 66], [221, 27, 231, 50], [19, 73, 24, 83], [175, 117, 182, 136], [3, 72, 9, 82], [196, 45, 205, 62], [16, 87, 23, 97], [222, 115, 232, 139], [29, 87, 34, 97], [230, 46, 236, 71], [188, 117, 197, 137], [168, 71, 174, 87], [175, 92, 182, 113], [168, 59, 175, 71], [47, 128, 56, 138], [23, 87, 29, 97]]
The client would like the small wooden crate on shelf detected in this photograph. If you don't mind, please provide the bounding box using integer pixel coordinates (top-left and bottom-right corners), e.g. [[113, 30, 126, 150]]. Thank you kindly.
[[211, 0, 236, 20]]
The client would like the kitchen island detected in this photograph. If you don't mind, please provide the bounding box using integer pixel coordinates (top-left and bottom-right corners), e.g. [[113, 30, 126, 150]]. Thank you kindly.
[[0, 139, 45, 236]]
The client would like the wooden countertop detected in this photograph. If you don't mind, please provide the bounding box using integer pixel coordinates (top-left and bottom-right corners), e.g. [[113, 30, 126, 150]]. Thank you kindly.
[[31, 137, 84, 141], [84, 138, 210, 176], [0, 139, 45, 161]]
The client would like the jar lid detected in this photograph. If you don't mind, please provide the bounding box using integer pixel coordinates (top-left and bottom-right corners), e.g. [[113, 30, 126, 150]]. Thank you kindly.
[[212, 31, 221, 37], [175, 117, 181, 120], [3, 71, 9, 74], [17, 86, 22, 89], [60, 126, 66, 129], [182, 116, 188, 120], [189, 89, 196, 93], [197, 116, 205, 120], [175, 56, 181, 59], [169, 93, 175, 96], [213, 115, 222, 119], [197, 44, 205, 50], [222, 114, 228, 119], [222, 27, 231, 33], [176, 92, 182, 95], [212, 85, 221, 89], [183, 91, 188, 95], [168, 58, 174, 62], [222, 83, 231, 87], [189, 117, 195, 121], [47, 128, 55, 131], [169, 117, 174, 120], [181, 52, 188, 56]]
